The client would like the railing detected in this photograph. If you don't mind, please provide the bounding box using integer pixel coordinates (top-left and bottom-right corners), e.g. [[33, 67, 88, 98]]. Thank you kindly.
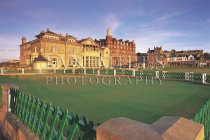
[[207, 75, 210, 83], [163, 72, 185, 79], [9, 89, 97, 140], [1, 68, 210, 84], [193, 73, 202, 81], [193, 99, 210, 140]]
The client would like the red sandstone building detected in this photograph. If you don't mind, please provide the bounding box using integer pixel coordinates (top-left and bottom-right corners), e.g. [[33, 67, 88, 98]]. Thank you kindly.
[[96, 29, 136, 68]]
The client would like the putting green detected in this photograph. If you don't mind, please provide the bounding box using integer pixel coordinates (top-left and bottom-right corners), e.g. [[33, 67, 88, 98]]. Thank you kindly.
[[0, 74, 210, 124]]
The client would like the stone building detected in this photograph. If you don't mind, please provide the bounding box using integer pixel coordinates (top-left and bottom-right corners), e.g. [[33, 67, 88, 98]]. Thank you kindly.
[[147, 47, 204, 67], [136, 53, 148, 65], [147, 47, 166, 66], [169, 49, 204, 66], [96, 29, 136, 68], [32, 55, 48, 69], [19, 29, 110, 69], [78, 38, 110, 68]]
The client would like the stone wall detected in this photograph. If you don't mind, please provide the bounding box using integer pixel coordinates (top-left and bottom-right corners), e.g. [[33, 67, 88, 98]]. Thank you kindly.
[[97, 117, 204, 140], [0, 84, 39, 140]]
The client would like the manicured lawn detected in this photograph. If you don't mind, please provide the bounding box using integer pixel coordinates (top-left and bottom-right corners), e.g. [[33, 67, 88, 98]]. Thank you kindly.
[[0, 74, 210, 124]]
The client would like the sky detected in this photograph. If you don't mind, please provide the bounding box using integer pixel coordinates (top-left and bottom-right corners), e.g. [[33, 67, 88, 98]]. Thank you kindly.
[[0, 0, 210, 61]]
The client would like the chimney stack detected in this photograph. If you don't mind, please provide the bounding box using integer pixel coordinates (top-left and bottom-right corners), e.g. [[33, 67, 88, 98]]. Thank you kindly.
[[22, 36, 26, 44]]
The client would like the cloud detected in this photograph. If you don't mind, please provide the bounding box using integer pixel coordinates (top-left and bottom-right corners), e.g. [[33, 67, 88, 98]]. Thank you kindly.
[[158, 10, 188, 21], [134, 31, 189, 52], [104, 14, 120, 32], [7, 47, 16, 51], [0, 47, 18, 52], [0, 34, 19, 59]]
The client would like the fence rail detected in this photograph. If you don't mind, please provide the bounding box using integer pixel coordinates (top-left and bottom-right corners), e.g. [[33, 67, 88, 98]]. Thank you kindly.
[[10, 89, 97, 140], [193, 99, 210, 140], [1, 68, 210, 84]]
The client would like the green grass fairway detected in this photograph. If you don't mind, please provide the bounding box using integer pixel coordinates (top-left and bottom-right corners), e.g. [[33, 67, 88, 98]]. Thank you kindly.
[[0, 74, 210, 124]]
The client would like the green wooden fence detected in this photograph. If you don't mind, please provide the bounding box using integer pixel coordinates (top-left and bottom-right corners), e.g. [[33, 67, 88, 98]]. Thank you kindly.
[[207, 75, 210, 83], [193, 73, 202, 81], [163, 72, 185, 79], [10, 89, 97, 140], [193, 99, 210, 140]]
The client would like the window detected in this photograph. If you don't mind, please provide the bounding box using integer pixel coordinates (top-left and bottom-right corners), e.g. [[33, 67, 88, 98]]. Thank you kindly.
[[52, 58, 57, 66], [86, 56, 89, 67], [90, 57, 92, 67]]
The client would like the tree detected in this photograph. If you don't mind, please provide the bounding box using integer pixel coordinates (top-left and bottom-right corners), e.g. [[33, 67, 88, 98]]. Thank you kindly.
[[203, 53, 210, 60]]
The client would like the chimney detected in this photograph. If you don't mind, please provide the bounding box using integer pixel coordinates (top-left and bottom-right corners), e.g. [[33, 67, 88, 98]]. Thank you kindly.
[[22, 36, 26, 44]]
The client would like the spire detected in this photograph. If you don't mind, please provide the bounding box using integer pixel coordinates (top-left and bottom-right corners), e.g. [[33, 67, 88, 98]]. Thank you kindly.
[[107, 28, 112, 36]]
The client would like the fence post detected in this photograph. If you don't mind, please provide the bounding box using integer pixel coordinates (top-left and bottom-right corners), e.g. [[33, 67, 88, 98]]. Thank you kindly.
[[162, 71, 165, 79], [106, 70, 108, 75], [155, 71, 159, 79], [72, 68, 75, 74], [202, 73, 207, 84], [185, 72, 189, 80], [97, 69, 100, 76], [1, 84, 19, 115], [22, 69, 24, 74], [132, 70, 135, 77], [189, 72, 194, 81], [54, 69, 57, 74], [114, 70, 116, 76], [1, 68, 3, 75], [64, 69, 66, 74], [84, 69, 86, 75]]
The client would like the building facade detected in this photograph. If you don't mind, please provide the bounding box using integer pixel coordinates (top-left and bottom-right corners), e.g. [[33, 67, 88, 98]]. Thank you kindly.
[[96, 29, 136, 68], [136, 53, 148, 65], [169, 50, 204, 66], [146, 47, 204, 67], [20, 29, 110, 69], [147, 47, 167, 66]]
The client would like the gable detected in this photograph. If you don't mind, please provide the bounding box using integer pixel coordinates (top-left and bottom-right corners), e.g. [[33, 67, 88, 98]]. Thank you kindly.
[[79, 38, 98, 46]]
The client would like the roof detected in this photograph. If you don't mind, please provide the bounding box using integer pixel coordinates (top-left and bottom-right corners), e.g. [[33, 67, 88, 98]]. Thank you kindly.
[[78, 37, 99, 46], [0, 62, 19, 67], [35, 30, 60, 38], [34, 55, 48, 62]]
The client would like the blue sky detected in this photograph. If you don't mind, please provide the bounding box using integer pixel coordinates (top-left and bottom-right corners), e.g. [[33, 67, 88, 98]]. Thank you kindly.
[[0, 0, 210, 60]]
